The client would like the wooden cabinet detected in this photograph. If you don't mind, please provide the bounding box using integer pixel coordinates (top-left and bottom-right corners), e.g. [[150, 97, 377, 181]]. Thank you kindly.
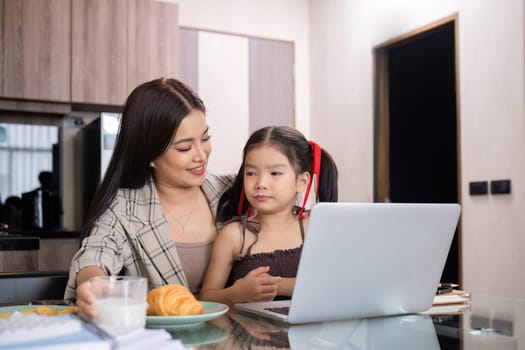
[[0, 0, 178, 106], [127, 0, 179, 92], [71, 0, 128, 105], [0, 1, 4, 91], [72, 0, 179, 105], [0, 250, 39, 272], [39, 238, 80, 271], [2, 0, 71, 102], [0, 237, 39, 272], [249, 38, 294, 132]]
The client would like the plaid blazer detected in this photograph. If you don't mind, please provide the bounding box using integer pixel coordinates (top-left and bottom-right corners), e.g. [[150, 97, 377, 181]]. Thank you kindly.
[[64, 173, 234, 300]]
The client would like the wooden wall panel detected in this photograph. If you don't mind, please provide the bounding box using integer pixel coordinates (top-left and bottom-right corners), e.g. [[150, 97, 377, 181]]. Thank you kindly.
[[3, 0, 71, 101], [249, 38, 294, 132], [39, 238, 80, 271], [0, 250, 38, 272], [179, 28, 199, 92], [0, 0, 4, 95], [71, 0, 127, 105], [127, 0, 179, 91]]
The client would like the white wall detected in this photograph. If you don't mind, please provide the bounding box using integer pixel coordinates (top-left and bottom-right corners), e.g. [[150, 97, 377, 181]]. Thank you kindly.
[[197, 32, 249, 174], [175, 0, 310, 131], [160, 0, 310, 178], [310, 0, 525, 298]]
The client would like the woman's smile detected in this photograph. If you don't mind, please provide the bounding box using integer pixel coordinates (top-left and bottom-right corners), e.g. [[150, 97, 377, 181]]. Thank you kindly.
[[189, 165, 206, 175]]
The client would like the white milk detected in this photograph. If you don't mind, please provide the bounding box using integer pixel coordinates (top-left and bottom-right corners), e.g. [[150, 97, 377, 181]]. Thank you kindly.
[[95, 297, 147, 327]]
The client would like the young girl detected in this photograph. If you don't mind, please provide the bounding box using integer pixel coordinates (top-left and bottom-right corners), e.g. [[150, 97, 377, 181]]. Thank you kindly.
[[200, 126, 338, 305]]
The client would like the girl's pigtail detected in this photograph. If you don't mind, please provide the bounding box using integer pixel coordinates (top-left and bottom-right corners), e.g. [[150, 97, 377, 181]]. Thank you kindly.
[[298, 141, 322, 219]]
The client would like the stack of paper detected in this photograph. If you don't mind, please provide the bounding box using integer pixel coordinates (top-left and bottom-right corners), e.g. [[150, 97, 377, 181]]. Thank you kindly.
[[422, 290, 472, 314], [433, 290, 471, 305], [102, 326, 186, 350]]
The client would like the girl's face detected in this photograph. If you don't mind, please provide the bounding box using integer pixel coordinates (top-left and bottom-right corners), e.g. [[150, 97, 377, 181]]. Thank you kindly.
[[152, 109, 211, 189], [243, 145, 309, 215]]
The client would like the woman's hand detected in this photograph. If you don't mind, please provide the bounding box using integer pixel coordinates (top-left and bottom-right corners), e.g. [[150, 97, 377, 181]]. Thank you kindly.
[[75, 280, 98, 319], [233, 266, 281, 302], [75, 266, 106, 319]]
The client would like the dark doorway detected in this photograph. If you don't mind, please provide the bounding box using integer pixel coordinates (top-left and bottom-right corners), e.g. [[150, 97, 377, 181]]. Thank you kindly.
[[374, 20, 460, 284]]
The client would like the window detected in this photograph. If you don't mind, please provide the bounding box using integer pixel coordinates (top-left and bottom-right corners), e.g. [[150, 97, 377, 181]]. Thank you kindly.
[[0, 123, 58, 201]]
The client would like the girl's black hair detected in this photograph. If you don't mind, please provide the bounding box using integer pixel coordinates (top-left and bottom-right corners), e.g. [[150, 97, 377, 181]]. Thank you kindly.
[[217, 126, 338, 223], [83, 78, 205, 236]]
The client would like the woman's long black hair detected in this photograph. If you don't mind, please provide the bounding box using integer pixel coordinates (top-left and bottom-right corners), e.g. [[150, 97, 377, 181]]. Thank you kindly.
[[83, 78, 205, 236], [216, 126, 338, 223]]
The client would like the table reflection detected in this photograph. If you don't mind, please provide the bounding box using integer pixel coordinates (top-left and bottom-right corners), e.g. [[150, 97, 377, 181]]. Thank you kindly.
[[288, 314, 439, 349], [157, 313, 440, 349], [202, 313, 289, 349], [158, 321, 229, 346], [145, 295, 525, 349]]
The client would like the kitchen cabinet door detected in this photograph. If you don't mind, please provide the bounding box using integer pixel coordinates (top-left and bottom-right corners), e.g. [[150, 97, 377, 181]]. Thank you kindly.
[[2, 0, 71, 102], [249, 38, 294, 132], [0, 1, 4, 92], [71, 0, 128, 105], [179, 28, 198, 92], [39, 238, 80, 271], [127, 0, 179, 91]]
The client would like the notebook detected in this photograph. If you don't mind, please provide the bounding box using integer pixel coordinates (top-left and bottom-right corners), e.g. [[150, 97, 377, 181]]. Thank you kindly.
[[234, 202, 461, 324], [0, 313, 112, 350]]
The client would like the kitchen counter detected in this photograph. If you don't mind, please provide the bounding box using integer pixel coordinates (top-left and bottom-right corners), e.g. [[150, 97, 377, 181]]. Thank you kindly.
[[10, 229, 82, 239], [0, 235, 39, 272], [0, 235, 39, 250], [0, 270, 69, 305]]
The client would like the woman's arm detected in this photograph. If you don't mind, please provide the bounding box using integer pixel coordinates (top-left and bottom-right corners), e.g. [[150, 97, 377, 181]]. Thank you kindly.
[[68, 206, 127, 316], [77, 266, 106, 286]]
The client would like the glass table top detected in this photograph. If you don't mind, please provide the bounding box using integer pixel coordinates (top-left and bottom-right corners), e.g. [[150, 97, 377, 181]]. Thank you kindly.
[[148, 294, 525, 349]]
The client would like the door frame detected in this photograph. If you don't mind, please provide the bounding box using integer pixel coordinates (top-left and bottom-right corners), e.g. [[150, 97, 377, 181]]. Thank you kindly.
[[372, 14, 463, 283]]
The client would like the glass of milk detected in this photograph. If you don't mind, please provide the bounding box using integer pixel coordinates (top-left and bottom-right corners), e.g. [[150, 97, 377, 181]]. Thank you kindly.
[[89, 276, 147, 328]]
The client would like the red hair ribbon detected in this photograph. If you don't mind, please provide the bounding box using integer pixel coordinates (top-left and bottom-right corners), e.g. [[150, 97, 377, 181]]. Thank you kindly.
[[237, 188, 252, 217], [237, 188, 246, 216], [299, 141, 322, 219]]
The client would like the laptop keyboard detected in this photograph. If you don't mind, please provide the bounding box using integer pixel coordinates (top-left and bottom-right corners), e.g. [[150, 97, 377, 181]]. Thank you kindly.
[[265, 306, 290, 315]]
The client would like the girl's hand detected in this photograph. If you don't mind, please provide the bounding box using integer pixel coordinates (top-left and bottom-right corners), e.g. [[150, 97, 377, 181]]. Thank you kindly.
[[233, 266, 281, 302], [75, 280, 98, 319]]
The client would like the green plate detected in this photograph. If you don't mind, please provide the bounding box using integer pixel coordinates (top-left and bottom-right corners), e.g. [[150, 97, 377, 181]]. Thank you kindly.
[[146, 301, 229, 327], [0, 304, 74, 316]]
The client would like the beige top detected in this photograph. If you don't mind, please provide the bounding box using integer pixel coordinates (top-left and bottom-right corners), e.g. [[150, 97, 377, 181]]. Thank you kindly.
[[175, 241, 213, 295]]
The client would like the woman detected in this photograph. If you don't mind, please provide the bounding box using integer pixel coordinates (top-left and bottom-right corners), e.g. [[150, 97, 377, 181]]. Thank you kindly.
[[65, 78, 233, 317]]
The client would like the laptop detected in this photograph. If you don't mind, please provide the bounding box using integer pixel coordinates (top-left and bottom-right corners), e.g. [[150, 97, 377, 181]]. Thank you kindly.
[[234, 202, 461, 324]]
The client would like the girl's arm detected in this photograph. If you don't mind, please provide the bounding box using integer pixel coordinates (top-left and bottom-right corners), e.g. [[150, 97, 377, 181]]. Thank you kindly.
[[277, 277, 296, 297], [199, 224, 281, 306]]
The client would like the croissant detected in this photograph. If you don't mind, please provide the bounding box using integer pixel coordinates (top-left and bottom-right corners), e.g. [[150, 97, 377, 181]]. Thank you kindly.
[[147, 284, 204, 316]]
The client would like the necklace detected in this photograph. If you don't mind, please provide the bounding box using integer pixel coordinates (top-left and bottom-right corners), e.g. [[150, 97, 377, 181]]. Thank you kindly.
[[170, 189, 199, 235]]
